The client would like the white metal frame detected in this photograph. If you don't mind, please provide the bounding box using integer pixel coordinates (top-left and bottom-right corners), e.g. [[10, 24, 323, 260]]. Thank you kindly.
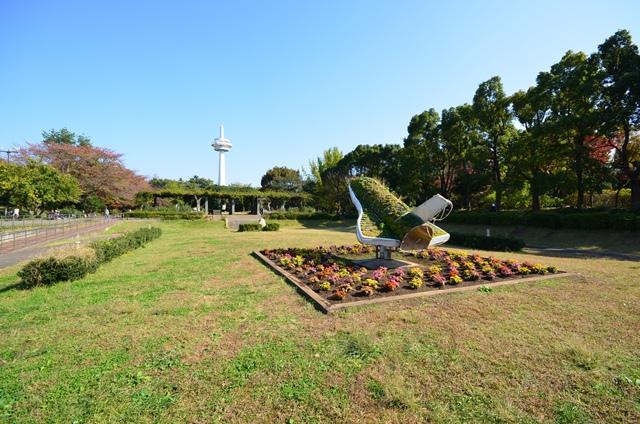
[[348, 185, 452, 253]]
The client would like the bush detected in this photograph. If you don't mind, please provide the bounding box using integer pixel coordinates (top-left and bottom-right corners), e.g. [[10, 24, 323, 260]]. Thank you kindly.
[[447, 209, 638, 231], [17, 256, 98, 288], [17, 227, 162, 288], [262, 222, 280, 231], [265, 211, 340, 220], [124, 210, 204, 220], [91, 227, 162, 263], [448, 232, 525, 252], [238, 223, 261, 232]]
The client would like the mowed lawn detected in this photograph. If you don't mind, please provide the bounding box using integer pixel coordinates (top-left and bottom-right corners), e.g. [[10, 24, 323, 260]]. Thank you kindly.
[[0, 220, 639, 423]]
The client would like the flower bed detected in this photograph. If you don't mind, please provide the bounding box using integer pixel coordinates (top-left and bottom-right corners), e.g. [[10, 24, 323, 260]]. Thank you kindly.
[[256, 244, 565, 311]]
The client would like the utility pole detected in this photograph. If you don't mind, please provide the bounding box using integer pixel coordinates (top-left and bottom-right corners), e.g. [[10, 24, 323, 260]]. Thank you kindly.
[[0, 148, 18, 163]]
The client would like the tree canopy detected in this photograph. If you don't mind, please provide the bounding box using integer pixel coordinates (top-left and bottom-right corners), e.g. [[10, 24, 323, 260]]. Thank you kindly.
[[0, 161, 81, 212], [22, 133, 150, 209], [308, 29, 640, 212], [260, 166, 303, 192]]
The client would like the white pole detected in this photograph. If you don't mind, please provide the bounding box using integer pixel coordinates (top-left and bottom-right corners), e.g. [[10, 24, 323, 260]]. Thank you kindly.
[[219, 152, 226, 186]]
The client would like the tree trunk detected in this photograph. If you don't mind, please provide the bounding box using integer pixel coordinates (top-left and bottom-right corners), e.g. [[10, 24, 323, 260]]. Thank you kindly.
[[631, 173, 640, 211], [492, 139, 501, 211], [619, 127, 640, 211], [574, 136, 585, 209], [531, 170, 541, 211]]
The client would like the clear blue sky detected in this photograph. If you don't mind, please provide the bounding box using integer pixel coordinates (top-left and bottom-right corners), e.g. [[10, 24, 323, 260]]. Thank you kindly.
[[1, 1, 639, 186]]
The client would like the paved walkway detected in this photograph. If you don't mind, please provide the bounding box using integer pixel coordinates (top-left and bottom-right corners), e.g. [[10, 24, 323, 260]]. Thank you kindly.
[[225, 214, 261, 230], [0, 223, 116, 269], [0, 219, 115, 253]]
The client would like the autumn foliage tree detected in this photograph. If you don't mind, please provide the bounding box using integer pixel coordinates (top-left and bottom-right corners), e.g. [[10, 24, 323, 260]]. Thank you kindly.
[[22, 141, 150, 209]]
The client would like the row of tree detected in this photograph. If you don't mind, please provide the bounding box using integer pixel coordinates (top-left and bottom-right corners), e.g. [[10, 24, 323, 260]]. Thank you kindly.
[[1, 128, 150, 213], [307, 29, 640, 212]]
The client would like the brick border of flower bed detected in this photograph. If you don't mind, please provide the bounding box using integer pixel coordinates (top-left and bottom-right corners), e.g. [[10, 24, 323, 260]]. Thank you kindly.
[[252, 250, 577, 314]]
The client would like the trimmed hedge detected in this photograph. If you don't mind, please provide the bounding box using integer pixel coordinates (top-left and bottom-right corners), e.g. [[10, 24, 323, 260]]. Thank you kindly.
[[124, 211, 204, 220], [262, 223, 280, 231], [17, 256, 98, 287], [265, 211, 340, 220], [447, 210, 638, 231], [448, 232, 525, 252], [17, 227, 162, 288], [91, 227, 162, 263], [238, 223, 262, 232]]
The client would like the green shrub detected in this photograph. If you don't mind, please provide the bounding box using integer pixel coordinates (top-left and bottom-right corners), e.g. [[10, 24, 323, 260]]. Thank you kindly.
[[238, 223, 261, 232], [17, 256, 98, 288], [447, 209, 638, 231], [124, 211, 204, 220], [91, 227, 162, 263], [262, 222, 280, 231], [265, 211, 340, 220], [448, 232, 525, 251], [17, 227, 162, 288]]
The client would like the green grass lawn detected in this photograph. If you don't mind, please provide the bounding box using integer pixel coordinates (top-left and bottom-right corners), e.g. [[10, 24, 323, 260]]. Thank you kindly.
[[1, 220, 639, 423]]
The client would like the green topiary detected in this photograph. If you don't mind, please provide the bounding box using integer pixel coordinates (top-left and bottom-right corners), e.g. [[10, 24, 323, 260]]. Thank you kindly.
[[349, 177, 447, 245]]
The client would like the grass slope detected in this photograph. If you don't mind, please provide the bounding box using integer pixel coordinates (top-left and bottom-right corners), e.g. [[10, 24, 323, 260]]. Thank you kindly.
[[0, 220, 639, 423]]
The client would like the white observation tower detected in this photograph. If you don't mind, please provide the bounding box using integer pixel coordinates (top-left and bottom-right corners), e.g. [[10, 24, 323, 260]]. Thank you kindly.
[[212, 125, 232, 186]]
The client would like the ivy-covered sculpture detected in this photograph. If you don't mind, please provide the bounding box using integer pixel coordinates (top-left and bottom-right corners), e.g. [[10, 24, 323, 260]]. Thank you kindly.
[[349, 177, 452, 256]]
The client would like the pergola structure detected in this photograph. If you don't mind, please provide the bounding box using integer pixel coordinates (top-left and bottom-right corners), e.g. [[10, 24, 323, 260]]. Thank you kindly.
[[136, 188, 310, 215]]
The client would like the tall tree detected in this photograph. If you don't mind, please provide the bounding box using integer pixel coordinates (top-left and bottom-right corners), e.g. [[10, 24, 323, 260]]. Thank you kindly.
[[401, 109, 442, 204], [23, 142, 149, 208], [510, 83, 559, 210], [596, 30, 640, 210], [539, 51, 602, 208], [472, 76, 514, 210], [0, 161, 81, 213], [439, 104, 482, 204], [42, 128, 92, 146], [306, 147, 343, 184], [260, 166, 303, 191]]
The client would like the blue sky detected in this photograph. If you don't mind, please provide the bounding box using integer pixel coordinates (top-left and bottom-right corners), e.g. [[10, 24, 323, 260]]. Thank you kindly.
[[1, 1, 639, 186]]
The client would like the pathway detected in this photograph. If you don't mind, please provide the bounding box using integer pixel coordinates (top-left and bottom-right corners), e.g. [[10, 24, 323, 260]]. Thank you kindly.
[[225, 214, 261, 230], [0, 221, 117, 269]]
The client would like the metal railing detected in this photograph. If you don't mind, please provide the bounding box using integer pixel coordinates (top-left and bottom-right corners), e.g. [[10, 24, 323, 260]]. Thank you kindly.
[[0, 217, 120, 253]]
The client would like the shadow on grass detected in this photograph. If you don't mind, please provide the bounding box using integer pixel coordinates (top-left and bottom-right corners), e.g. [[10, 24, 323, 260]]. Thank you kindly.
[[0, 280, 29, 293], [442, 223, 640, 257], [520, 247, 640, 262]]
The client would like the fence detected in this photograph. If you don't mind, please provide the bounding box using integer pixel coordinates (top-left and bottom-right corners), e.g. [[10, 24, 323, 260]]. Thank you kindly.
[[0, 217, 120, 253]]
